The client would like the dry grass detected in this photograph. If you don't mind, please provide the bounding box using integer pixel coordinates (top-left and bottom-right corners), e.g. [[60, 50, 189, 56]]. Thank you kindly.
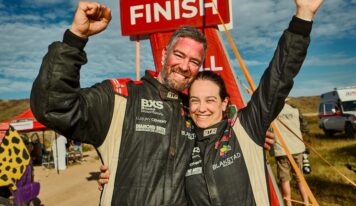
[[288, 96, 320, 114], [269, 115, 356, 206], [0, 99, 29, 121]]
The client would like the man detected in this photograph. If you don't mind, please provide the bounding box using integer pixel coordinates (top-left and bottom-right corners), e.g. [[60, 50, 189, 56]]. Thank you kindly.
[[31, 0, 323, 205], [31, 3, 208, 205], [273, 102, 310, 206]]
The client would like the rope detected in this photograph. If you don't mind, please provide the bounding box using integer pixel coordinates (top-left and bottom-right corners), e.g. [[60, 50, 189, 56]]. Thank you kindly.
[[284, 197, 312, 206], [212, 2, 319, 205]]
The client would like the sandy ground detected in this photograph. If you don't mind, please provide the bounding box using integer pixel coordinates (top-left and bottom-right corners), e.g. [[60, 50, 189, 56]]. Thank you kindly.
[[33, 150, 102, 206]]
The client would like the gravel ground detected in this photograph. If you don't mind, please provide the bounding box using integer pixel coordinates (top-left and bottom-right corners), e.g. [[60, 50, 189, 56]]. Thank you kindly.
[[33, 150, 101, 206]]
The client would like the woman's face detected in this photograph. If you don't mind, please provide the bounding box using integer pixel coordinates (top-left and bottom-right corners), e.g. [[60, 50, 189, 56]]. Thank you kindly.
[[189, 79, 228, 128]]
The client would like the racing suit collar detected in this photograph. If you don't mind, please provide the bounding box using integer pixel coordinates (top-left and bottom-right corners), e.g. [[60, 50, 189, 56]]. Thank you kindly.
[[195, 119, 229, 142], [142, 70, 183, 101]]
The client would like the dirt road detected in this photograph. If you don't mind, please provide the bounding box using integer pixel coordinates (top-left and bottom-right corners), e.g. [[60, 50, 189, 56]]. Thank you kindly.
[[33, 151, 101, 206]]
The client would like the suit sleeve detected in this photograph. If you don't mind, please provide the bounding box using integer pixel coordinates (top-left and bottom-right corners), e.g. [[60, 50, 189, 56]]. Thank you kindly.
[[238, 16, 312, 146], [30, 30, 114, 147]]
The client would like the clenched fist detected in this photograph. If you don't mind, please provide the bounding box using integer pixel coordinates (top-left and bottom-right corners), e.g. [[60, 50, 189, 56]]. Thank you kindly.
[[70, 1, 112, 38]]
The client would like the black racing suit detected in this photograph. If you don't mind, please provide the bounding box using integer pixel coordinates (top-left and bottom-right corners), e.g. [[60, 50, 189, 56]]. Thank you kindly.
[[185, 16, 312, 206], [30, 30, 195, 205]]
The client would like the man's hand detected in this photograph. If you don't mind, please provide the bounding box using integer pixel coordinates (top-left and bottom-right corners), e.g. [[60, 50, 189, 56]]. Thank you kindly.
[[264, 130, 275, 151], [295, 0, 324, 21], [98, 165, 110, 191], [70, 1, 112, 38]]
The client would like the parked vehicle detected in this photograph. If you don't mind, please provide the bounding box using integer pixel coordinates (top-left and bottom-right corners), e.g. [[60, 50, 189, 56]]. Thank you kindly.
[[318, 86, 356, 138]]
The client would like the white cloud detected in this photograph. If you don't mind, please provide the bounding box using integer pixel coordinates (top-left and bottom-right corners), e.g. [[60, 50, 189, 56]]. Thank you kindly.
[[304, 54, 356, 66], [0, 0, 151, 97], [23, 0, 65, 6], [229, 0, 356, 50], [0, 79, 32, 93], [292, 70, 356, 97], [313, 1, 356, 38]]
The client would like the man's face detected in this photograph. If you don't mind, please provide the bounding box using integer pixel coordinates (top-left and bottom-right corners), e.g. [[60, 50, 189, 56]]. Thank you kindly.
[[159, 37, 204, 91]]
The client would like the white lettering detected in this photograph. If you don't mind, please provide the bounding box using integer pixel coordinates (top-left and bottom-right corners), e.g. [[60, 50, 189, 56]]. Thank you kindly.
[[129, 0, 220, 25], [146, 4, 152, 23], [185, 167, 202, 176], [154, 2, 172, 22], [136, 117, 167, 124], [193, 147, 200, 153], [212, 153, 241, 170], [181, 130, 196, 140], [174, 0, 180, 19], [189, 159, 202, 166], [201, 56, 223, 71], [136, 124, 166, 135], [204, 128, 217, 136], [182, 0, 198, 18], [130, 5, 144, 25], [167, 92, 179, 99], [141, 99, 164, 110], [201, 0, 217, 16]]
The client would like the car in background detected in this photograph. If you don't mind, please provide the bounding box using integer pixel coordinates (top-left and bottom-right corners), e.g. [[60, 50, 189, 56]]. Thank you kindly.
[[318, 86, 356, 138]]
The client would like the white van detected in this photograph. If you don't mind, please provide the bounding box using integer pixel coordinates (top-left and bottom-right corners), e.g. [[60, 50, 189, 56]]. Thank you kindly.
[[318, 86, 356, 138]]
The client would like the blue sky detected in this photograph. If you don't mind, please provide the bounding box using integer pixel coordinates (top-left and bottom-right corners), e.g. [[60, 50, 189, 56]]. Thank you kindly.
[[0, 0, 355, 100]]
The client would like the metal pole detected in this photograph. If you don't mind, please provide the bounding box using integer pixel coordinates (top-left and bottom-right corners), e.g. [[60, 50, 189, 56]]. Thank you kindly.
[[55, 133, 59, 174]]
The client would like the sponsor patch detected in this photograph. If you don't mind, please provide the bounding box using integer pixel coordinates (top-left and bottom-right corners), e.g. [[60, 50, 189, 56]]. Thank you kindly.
[[203, 128, 217, 137], [141, 99, 164, 115], [136, 124, 166, 135], [136, 116, 167, 124], [167, 92, 179, 100], [185, 167, 202, 176], [185, 146, 203, 176], [212, 152, 241, 170], [181, 130, 195, 140], [219, 145, 232, 158]]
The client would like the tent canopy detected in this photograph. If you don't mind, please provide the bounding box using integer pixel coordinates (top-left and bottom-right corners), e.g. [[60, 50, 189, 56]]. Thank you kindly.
[[0, 109, 46, 131]]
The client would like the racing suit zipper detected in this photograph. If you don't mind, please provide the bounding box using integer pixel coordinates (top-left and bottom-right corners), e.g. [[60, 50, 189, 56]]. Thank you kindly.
[[202, 139, 221, 206], [164, 101, 177, 202]]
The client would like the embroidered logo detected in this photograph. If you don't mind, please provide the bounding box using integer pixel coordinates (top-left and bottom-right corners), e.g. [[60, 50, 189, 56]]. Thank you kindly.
[[204, 128, 217, 137], [214, 126, 233, 158], [167, 91, 179, 99], [182, 119, 195, 140], [219, 145, 232, 158], [141, 99, 163, 110]]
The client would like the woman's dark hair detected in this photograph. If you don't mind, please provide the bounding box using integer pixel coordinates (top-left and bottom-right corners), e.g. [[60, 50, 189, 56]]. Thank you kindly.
[[189, 71, 231, 118]]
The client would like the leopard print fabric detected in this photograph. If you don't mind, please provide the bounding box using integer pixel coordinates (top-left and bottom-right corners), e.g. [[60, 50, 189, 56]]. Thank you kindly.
[[0, 126, 30, 190]]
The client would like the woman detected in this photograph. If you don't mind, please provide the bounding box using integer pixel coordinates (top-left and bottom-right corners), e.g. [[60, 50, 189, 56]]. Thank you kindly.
[[99, 66, 295, 205], [184, 71, 271, 205]]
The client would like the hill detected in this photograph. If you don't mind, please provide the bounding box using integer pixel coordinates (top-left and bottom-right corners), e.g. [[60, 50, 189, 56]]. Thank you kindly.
[[0, 99, 30, 122], [0, 96, 321, 121], [288, 95, 320, 114]]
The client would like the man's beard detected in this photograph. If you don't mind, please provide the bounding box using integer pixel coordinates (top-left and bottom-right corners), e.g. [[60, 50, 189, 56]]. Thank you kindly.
[[161, 65, 191, 92]]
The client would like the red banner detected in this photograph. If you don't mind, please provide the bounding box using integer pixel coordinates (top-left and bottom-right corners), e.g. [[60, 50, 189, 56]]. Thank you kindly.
[[120, 0, 230, 36], [150, 27, 245, 111]]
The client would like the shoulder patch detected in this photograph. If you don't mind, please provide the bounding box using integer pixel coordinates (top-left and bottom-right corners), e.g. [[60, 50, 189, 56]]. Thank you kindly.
[[110, 78, 142, 97]]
